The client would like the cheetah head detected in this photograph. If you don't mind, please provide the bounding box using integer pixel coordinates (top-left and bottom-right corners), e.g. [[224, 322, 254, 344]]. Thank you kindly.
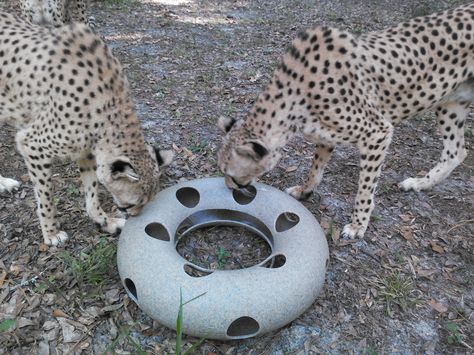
[[217, 116, 281, 189], [97, 146, 174, 216]]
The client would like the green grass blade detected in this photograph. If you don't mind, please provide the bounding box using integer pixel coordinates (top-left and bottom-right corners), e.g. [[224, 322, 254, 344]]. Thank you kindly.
[[0, 319, 15, 332], [176, 288, 184, 355]]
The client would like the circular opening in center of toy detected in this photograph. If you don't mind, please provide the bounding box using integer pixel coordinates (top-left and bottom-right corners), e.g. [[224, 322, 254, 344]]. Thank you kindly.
[[176, 210, 272, 271]]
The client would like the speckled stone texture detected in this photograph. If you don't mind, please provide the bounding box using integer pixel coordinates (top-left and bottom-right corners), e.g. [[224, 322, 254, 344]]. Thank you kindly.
[[117, 177, 329, 340]]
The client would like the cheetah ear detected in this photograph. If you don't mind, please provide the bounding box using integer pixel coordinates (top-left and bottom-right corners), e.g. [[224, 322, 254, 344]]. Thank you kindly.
[[236, 140, 269, 161], [154, 148, 174, 167], [110, 159, 139, 181], [217, 116, 236, 133]]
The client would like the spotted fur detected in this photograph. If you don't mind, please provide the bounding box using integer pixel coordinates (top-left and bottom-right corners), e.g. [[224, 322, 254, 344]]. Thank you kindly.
[[19, 0, 93, 27], [218, 3, 473, 238], [0, 12, 173, 245]]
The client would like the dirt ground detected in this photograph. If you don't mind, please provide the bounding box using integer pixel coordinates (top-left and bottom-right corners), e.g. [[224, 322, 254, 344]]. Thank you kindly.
[[0, 0, 473, 354]]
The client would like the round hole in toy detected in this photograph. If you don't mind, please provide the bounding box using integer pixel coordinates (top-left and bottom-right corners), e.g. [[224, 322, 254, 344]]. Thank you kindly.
[[226, 316, 260, 338], [176, 187, 200, 208], [232, 185, 257, 205], [145, 222, 170, 241]]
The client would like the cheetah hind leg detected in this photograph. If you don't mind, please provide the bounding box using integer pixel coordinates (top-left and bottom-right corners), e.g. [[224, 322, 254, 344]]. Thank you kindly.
[[286, 144, 333, 200], [400, 100, 469, 192], [0, 175, 20, 193]]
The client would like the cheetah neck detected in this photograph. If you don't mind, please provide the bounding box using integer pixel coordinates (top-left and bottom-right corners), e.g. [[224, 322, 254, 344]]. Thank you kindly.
[[245, 72, 307, 150], [93, 106, 147, 162]]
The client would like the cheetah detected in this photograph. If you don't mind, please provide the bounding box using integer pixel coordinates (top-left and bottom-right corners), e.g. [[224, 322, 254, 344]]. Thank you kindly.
[[218, 3, 473, 239], [0, 12, 173, 245], [19, 0, 93, 27]]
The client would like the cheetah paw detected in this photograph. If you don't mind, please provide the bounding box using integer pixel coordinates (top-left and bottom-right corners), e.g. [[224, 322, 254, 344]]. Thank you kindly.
[[101, 218, 126, 235], [44, 231, 69, 246], [341, 223, 366, 239], [399, 177, 428, 192], [0, 177, 20, 193], [286, 185, 313, 200]]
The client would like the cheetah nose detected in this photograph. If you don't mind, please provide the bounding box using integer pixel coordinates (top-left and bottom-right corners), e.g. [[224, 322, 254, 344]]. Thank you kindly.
[[231, 176, 249, 189]]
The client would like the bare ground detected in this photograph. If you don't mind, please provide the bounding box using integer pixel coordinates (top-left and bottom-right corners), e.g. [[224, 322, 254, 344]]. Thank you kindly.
[[0, 0, 473, 354]]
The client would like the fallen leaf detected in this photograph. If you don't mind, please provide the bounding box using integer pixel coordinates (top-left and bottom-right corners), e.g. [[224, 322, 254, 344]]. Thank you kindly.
[[9, 265, 21, 277], [38, 244, 49, 252], [52, 309, 69, 318], [0, 270, 7, 288], [427, 299, 448, 313], [285, 165, 298, 172], [400, 226, 413, 241], [58, 318, 83, 343], [430, 241, 444, 254], [417, 268, 437, 279], [16, 317, 36, 328], [399, 214, 415, 223], [331, 226, 340, 244]]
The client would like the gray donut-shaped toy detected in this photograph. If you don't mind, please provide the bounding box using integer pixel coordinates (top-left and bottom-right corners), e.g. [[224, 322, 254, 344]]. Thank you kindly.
[[117, 177, 329, 340]]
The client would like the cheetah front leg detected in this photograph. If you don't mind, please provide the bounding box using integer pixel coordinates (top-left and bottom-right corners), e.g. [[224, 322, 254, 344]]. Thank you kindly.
[[77, 155, 125, 234], [286, 144, 334, 200], [16, 130, 68, 245], [400, 101, 469, 191], [342, 126, 393, 238]]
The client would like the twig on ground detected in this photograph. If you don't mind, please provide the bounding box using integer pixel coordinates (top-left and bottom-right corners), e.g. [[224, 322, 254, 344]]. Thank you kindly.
[[446, 219, 474, 234]]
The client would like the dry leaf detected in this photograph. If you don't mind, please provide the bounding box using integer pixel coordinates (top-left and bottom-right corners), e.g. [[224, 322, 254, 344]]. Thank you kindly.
[[58, 318, 82, 343], [0, 270, 7, 288], [38, 244, 49, 252], [331, 226, 340, 244], [427, 299, 448, 313], [400, 226, 413, 241], [320, 218, 330, 230], [430, 241, 444, 254], [399, 214, 415, 223], [52, 309, 69, 318], [9, 265, 21, 277], [16, 317, 36, 328], [285, 165, 298, 172], [417, 268, 437, 279]]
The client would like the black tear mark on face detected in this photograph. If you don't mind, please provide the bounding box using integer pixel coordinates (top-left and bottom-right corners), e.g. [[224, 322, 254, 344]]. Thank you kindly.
[[250, 141, 268, 158], [224, 118, 236, 133], [111, 160, 132, 173], [154, 147, 164, 166]]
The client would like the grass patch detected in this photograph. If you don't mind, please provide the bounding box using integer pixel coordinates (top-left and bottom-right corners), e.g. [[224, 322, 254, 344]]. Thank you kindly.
[[376, 272, 419, 316], [60, 238, 117, 287], [216, 247, 228, 269]]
